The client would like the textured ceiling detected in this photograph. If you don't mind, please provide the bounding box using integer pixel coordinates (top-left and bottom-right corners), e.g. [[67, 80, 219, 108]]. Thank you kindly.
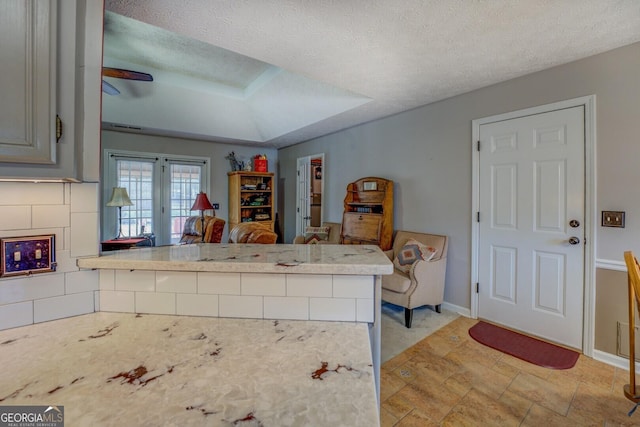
[[103, 0, 640, 148]]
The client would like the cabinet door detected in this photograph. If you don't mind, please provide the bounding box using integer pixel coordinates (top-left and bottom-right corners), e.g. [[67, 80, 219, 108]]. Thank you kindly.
[[342, 212, 382, 243], [0, 1, 56, 164]]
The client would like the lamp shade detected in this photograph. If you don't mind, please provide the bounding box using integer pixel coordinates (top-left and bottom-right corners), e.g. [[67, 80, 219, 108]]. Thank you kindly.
[[106, 187, 133, 207], [191, 192, 214, 211]]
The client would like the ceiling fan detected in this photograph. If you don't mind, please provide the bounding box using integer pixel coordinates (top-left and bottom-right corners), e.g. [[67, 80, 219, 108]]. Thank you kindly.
[[102, 67, 153, 95]]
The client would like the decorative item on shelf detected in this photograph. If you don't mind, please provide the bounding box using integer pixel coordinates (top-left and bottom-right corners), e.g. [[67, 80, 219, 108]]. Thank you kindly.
[[225, 151, 244, 171], [253, 154, 268, 172], [106, 187, 133, 239], [190, 192, 215, 243]]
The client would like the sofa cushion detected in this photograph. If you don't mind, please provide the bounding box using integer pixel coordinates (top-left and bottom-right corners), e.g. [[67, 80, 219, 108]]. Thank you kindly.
[[393, 238, 437, 273], [304, 226, 331, 244]]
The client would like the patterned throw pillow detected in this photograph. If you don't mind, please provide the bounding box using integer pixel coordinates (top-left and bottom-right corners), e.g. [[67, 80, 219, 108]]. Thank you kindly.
[[393, 239, 437, 273], [304, 226, 331, 244]]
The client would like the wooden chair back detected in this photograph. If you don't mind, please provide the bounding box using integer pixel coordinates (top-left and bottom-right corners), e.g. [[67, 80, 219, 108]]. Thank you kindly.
[[623, 251, 640, 403]]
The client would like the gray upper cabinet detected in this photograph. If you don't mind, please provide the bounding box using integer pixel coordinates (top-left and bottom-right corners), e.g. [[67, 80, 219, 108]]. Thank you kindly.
[[0, 0, 102, 182], [0, 1, 57, 164]]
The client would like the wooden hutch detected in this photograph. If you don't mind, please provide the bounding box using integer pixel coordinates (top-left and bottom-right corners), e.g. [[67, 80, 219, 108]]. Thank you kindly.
[[341, 177, 393, 250]]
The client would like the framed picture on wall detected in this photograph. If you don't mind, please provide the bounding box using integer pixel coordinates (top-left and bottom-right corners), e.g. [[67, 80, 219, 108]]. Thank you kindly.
[[363, 181, 377, 191]]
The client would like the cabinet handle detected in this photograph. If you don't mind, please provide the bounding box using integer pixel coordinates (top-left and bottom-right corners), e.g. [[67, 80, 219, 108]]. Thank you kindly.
[[358, 215, 363, 220]]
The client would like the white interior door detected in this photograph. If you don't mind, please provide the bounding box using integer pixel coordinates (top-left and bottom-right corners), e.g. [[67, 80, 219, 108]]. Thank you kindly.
[[296, 156, 311, 236], [478, 106, 585, 349]]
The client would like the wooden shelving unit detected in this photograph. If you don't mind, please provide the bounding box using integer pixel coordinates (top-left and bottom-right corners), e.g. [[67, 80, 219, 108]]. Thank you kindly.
[[228, 171, 275, 231], [341, 177, 393, 250]]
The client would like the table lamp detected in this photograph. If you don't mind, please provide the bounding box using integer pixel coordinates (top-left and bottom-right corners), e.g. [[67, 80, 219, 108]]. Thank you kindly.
[[191, 192, 214, 242], [107, 187, 133, 239]]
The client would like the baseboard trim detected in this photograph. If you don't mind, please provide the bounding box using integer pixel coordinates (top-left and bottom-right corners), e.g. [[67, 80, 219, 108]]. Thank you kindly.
[[592, 349, 639, 372], [441, 302, 471, 318]]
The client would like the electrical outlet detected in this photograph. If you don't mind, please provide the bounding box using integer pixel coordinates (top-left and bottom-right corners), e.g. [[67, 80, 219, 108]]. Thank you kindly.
[[1, 234, 56, 277], [602, 211, 625, 228], [212, 203, 220, 210]]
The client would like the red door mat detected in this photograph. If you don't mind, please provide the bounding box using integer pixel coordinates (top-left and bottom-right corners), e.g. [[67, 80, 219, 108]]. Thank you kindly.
[[469, 321, 579, 370]]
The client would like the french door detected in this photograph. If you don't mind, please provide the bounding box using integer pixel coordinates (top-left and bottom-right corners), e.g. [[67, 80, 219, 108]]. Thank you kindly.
[[104, 150, 210, 245]]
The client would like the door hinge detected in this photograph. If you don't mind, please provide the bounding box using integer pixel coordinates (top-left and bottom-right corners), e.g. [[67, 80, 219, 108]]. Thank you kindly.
[[56, 115, 63, 142], [477, 140, 480, 151], [477, 212, 480, 222], [476, 282, 479, 293]]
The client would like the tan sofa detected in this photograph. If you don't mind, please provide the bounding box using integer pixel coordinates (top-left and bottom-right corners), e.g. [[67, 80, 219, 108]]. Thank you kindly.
[[179, 216, 226, 244], [382, 230, 448, 328], [228, 222, 278, 244], [293, 222, 342, 244]]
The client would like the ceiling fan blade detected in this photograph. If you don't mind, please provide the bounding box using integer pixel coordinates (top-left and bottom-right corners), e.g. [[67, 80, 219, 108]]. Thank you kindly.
[[102, 80, 120, 95], [102, 67, 153, 82]]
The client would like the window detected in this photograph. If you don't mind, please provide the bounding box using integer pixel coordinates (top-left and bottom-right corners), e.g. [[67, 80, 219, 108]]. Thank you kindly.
[[103, 150, 210, 245]]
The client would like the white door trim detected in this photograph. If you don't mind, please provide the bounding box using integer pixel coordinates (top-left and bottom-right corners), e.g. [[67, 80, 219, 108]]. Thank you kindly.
[[471, 95, 597, 356]]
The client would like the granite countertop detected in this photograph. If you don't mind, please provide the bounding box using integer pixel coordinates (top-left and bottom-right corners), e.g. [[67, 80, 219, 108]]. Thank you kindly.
[[0, 312, 379, 426], [77, 243, 393, 275]]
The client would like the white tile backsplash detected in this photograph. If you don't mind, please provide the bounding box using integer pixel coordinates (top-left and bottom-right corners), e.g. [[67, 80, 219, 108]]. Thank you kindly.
[[333, 275, 374, 298], [286, 274, 332, 297], [99, 290, 134, 312], [219, 295, 263, 318], [65, 270, 100, 294], [70, 213, 99, 257], [32, 205, 70, 229], [70, 183, 99, 213], [99, 269, 115, 290], [115, 270, 155, 292], [177, 293, 218, 317], [136, 292, 176, 315], [0, 301, 33, 330], [241, 273, 286, 296], [310, 298, 356, 321], [264, 296, 309, 320], [0, 183, 64, 205], [55, 249, 77, 273], [356, 298, 374, 323], [0, 274, 65, 305], [33, 292, 94, 323], [198, 272, 241, 295], [0, 182, 100, 331], [0, 206, 31, 230], [156, 271, 197, 293]]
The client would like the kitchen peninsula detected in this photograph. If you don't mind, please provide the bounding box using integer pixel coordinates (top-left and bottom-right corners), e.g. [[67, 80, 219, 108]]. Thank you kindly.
[[0, 312, 378, 426], [76, 243, 393, 420]]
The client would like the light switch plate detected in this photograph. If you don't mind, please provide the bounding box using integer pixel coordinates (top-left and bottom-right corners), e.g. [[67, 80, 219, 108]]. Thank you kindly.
[[601, 211, 625, 228], [1, 234, 56, 277]]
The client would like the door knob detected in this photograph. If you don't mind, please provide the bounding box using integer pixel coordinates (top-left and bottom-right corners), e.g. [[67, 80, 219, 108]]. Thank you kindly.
[[569, 220, 580, 228], [568, 236, 580, 245]]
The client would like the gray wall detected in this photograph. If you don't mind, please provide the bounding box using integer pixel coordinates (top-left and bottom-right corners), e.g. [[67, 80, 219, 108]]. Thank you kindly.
[[278, 42, 640, 352], [102, 131, 278, 241]]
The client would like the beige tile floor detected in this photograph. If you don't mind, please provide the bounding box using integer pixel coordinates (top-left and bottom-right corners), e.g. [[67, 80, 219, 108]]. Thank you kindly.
[[380, 316, 640, 426]]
